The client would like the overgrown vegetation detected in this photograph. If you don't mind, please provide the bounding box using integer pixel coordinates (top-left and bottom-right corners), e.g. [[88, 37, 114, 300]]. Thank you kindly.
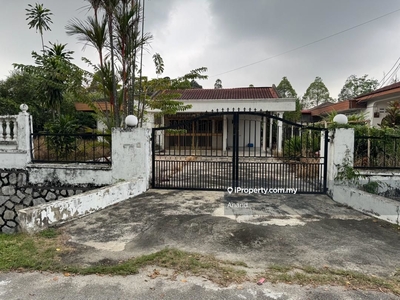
[[1, 229, 399, 293], [262, 265, 400, 295], [335, 148, 364, 185]]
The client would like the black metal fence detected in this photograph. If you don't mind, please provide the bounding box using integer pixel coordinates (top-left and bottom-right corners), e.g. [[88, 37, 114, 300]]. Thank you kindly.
[[354, 135, 400, 169], [30, 131, 111, 164]]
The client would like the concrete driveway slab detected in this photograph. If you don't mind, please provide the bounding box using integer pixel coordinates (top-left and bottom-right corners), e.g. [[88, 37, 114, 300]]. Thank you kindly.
[[61, 190, 400, 279]]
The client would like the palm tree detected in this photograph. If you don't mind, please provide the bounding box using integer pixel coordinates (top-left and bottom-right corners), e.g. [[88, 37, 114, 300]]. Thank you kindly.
[[101, 0, 120, 127], [114, 1, 141, 118], [66, 16, 107, 71], [25, 3, 53, 52], [45, 42, 74, 61]]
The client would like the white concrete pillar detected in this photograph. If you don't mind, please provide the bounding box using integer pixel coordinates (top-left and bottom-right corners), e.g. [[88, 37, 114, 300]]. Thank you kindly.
[[269, 117, 273, 153], [326, 128, 354, 193], [223, 114, 227, 152], [277, 112, 283, 154], [111, 127, 152, 188], [17, 111, 31, 154], [262, 116, 267, 152]]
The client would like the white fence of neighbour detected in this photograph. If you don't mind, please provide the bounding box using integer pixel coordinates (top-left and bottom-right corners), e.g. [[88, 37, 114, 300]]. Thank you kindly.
[[0, 115, 18, 144]]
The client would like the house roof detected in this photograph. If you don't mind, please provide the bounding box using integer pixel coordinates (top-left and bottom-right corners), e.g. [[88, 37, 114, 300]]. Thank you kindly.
[[356, 81, 400, 102], [75, 102, 113, 112], [75, 87, 282, 112], [306, 100, 366, 116], [163, 87, 280, 100]]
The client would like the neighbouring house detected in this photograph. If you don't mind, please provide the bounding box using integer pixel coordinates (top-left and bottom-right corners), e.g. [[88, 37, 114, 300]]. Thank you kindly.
[[354, 81, 400, 126], [302, 82, 400, 127], [75, 86, 296, 152]]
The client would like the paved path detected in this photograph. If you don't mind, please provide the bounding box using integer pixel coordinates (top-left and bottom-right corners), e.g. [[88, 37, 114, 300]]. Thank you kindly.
[[1, 271, 398, 300]]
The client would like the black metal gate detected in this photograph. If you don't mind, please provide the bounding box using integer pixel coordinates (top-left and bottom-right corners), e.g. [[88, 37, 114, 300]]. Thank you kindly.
[[151, 111, 328, 194]]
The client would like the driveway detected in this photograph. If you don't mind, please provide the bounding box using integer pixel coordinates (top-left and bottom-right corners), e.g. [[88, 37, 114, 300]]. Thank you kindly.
[[1, 189, 400, 299], [61, 190, 399, 278]]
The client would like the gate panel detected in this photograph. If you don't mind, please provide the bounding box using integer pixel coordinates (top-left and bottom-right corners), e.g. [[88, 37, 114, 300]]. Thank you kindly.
[[152, 112, 328, 194]]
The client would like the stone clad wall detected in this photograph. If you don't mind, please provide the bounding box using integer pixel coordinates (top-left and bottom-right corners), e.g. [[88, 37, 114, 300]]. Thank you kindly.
[[0, 169, 101, 234]]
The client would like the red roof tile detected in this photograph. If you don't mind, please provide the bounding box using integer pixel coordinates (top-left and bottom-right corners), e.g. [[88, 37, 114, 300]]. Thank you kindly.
[[165, 87, 280, 100], [76, 87, 282, 112]]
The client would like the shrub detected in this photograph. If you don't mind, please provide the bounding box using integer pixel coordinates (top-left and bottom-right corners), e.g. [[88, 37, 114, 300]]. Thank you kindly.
[[43, 115, 80, 158]]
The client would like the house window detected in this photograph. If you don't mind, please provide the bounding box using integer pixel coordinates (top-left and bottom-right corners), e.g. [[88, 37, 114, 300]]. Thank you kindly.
[[379, 108, 386, 114]]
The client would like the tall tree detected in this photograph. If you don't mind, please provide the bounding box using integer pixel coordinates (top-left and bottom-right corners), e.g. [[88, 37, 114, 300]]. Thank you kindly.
[[25, 3, 53, 52], [302, 76, 332, 109], [214, 79, 222, 89], [338, 74, 379, 100], [65, 15, 108, 74], [190, 80, 202, 89], [277, 77, 301, 122], [276, 76, 297, 98], [99, 0, 120, 126], [14, 43, 85, 119]]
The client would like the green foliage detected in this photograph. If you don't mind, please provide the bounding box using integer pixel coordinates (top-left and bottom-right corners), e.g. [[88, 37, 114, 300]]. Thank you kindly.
[[302, 76, 332, 109], [13, 43, 87, 120], [166, 129, 188, 134], [0, 98, 19, 115], [335, 148, 363, 185], [362, 181, 381, 195], [277, 77, 302, 122], [152, 53, 164, 75], [380, 101, 400, 128], [338, 74, 378, 100], [214, 79, 222, 89], [190, 80, 202, 89], [43, 115, 80, 157], [25, 3, 53, 50], [283, 132, 320, 158], [284, 136, 302, 157], [277, 76, 297, 98]]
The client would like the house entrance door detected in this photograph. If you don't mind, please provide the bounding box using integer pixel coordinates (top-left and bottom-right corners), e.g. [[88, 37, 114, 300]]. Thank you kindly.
[[152, 111, 328, 194]]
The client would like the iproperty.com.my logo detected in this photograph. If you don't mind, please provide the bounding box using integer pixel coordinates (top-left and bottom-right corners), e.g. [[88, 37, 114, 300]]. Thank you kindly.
[[227, 187, 297, 195]]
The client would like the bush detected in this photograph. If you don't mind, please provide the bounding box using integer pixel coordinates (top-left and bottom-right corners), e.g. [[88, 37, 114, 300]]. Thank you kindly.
[[283, 131, 320, 158], [43, 115, 80, 158]]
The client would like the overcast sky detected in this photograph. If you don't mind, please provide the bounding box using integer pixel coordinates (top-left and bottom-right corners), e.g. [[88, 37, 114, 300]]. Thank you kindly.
[[1, 0, 400, 99]]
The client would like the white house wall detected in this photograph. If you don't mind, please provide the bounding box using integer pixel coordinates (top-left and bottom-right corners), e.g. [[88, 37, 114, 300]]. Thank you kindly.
[[363, 94, 400, 127], [178, 98, 295, 113], [226, 114, 262, 149]]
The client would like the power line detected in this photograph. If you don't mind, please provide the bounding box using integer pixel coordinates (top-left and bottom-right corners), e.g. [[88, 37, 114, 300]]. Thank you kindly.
[[379, 56, 400, 88], [210, 7, 400, 78]]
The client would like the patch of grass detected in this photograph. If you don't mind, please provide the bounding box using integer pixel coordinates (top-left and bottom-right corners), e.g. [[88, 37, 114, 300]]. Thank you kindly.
[[2, 231, 399, 292], [63, 248, 248, 286], [0, 231, 64, 271], [0, 232, 247, 286], [261, 265, 400, 295], [39, 228, 59, 239]]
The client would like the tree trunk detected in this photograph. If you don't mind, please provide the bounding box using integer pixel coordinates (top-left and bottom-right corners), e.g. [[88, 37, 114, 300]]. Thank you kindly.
[[108, 13, 119, 127]]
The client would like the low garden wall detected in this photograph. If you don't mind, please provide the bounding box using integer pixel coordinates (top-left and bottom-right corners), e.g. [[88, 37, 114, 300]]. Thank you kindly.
[[0, 168, 103, 233]]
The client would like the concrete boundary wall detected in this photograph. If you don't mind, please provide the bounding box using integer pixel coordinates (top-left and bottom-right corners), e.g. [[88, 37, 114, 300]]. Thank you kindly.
[[0, 115, 152, 233], [18, 177, 147, 234], [332, 184, 399, 225], [326, 128, 399, 225]]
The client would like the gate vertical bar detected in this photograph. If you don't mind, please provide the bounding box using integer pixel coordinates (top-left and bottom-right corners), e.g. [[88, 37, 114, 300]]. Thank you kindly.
[[233, 113, 240, 189], [323, 129, 328, 193], [151, 128, 156, 188]]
